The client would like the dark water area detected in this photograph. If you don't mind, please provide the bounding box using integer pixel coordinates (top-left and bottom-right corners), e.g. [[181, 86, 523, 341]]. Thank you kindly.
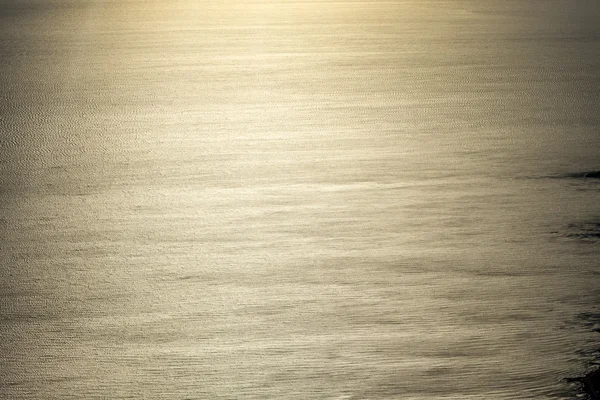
[[565, 172, 600, 180], [567, 312, 600, 399], [1, 0, 600, 399]]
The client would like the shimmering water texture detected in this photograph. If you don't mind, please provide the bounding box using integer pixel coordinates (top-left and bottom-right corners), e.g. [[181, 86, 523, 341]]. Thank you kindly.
[[1, 1, 599, 399]]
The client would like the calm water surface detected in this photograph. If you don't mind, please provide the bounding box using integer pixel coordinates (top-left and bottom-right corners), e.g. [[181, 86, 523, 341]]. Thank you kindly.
[[1, 1, 599, 398]]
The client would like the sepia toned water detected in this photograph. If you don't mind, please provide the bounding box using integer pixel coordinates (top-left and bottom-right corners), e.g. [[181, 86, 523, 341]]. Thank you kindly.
[[1, 1, 599, 398]]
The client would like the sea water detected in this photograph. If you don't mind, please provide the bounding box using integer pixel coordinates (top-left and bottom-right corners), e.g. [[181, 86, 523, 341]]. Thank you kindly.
[[1, 1, 599, 398]]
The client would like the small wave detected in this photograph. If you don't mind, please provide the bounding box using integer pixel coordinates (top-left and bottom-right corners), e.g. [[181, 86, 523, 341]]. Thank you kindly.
[[566, 313, 600, 399], [565, 221, 600, 242], [566, 369, 600, 399], [579, 313, 600, 332], [561, 171, 600, 179], [551, 220, 600, 243], [524, 171, 600, 182]]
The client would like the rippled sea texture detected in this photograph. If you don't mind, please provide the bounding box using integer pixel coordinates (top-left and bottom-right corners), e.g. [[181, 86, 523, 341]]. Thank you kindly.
[[1, 1, 600, 399]]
